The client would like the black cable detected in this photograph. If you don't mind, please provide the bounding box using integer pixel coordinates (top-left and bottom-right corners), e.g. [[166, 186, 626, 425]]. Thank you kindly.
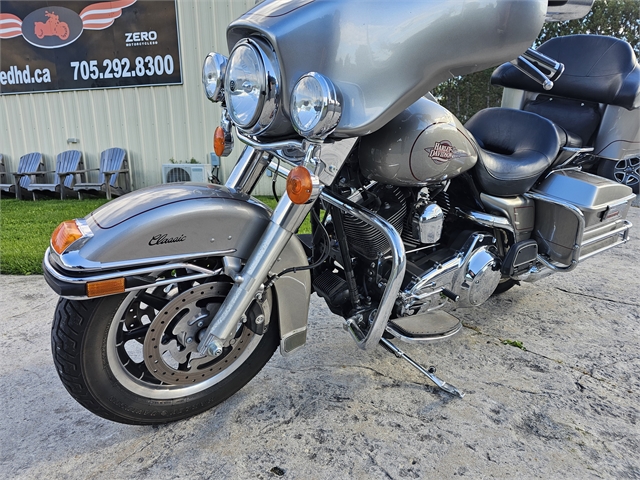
[[271, 157, 280, 202], [264, 208, 330, 289]]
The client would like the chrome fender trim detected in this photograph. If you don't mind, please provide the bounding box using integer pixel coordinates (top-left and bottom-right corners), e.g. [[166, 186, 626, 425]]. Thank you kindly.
[[43, 183, 311, 353]]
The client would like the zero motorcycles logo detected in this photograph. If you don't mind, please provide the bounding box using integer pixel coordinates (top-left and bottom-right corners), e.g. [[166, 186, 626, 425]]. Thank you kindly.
[[0, 0, 137, 49]]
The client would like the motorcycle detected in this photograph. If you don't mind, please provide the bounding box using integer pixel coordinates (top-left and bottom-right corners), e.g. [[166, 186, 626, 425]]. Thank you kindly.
[[34, 11, 70, 41], [44, 0, 638, 425]]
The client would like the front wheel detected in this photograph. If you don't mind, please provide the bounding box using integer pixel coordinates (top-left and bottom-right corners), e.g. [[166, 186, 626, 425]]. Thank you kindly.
[[51, 278, 278, 424]]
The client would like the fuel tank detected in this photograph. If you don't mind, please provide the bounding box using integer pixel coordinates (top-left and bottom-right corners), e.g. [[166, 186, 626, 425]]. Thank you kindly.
[[359, 96, 479, 186]]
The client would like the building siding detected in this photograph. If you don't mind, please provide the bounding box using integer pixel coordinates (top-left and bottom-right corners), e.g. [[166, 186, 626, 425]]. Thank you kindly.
[[0, 0, 284, 195]]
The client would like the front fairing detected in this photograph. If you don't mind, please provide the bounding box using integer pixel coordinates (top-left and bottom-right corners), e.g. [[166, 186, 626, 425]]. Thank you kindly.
[[228, 0, 547, 137]]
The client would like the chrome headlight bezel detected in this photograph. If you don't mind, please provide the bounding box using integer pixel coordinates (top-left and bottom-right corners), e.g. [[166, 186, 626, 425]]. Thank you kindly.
[[202, 53, 228, 103], [290, 72, 342, 140], [224, 38, 280, 135]]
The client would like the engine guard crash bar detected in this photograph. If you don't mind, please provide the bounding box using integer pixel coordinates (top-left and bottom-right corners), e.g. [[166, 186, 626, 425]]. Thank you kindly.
[[320, 190, 407, 350], [266, 154, 410, 350]]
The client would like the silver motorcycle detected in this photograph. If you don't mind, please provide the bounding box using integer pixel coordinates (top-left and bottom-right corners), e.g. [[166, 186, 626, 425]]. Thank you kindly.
[[44, 0, 638, 425]]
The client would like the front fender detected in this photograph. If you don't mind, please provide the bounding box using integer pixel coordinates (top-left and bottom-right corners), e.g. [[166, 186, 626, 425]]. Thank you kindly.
[[44, 183, 311, 354]]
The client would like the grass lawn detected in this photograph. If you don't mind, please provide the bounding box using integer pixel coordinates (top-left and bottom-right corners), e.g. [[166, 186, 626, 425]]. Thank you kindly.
[[0, 195, 307, 275]]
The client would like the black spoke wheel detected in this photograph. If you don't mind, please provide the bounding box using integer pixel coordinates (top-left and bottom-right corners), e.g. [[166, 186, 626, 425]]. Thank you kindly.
[[51, 274, 278, 425]]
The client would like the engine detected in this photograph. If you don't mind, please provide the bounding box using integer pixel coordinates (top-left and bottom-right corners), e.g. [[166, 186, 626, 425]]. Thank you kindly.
[[315, 181, 501, 318]]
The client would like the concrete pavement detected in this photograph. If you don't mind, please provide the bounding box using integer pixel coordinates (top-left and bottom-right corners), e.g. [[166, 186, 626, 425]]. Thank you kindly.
[[1, 207, 639, 479]]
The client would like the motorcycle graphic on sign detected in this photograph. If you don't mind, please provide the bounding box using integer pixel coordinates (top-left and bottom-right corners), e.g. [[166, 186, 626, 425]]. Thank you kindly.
[[0, 0, 136, 49], [34, 11, 69, 41]]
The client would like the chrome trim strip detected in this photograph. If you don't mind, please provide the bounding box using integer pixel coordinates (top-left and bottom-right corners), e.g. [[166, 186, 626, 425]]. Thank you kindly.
[[456, 208, 516, 235], [555, 147, 594, 168], [44, 252, 223, 300], [385, 323, 462, 344], [236, 130, 305, 154], [51, 247, 237, 273], [320, 189, 407, 350]]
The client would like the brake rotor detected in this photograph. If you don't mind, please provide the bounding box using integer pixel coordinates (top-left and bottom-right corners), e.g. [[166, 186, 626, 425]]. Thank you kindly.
[[143, 282, 256, 385]]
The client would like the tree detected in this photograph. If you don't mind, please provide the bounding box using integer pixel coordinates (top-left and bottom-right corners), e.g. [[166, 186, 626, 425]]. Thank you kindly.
[[432, 0, 640, 122]]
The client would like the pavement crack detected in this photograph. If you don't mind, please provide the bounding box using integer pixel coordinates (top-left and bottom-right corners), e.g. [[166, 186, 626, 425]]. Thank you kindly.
[[266, 363, 397, 380], [462, 323, 623, 389], [363, 451, 395, 479], [553, 286, 640, 308], [487, 382, 548, 397], [9, 300, 53, 319]]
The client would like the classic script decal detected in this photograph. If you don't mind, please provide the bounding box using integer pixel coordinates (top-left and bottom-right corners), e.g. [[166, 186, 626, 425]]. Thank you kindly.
[[149, 233, 186, 246]]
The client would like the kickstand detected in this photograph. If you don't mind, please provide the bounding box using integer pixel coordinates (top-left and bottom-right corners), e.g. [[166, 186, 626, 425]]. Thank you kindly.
[[379, 337, 465, 398]]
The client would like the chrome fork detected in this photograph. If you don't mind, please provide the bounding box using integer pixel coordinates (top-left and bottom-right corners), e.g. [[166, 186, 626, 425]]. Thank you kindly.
[[197, 144, 317, 356]]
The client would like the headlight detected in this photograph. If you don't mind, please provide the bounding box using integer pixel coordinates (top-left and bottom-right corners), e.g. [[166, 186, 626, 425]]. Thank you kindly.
[[202, 53, 228, 103], [224, 38, 279, 134], [290, 72, 342, 140]]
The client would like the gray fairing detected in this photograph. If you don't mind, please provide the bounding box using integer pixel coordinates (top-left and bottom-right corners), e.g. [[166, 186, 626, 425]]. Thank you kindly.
[[46, 183, 311, 349], [228, 0, 547, 137]]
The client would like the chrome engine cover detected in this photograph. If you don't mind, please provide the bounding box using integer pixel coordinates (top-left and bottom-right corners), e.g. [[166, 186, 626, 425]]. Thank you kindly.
[[456, 246, 502, 307], [399, 233, 501, 313]]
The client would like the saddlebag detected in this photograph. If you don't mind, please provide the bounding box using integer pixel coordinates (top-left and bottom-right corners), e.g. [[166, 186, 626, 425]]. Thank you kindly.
[[530, 170, 635, 265]]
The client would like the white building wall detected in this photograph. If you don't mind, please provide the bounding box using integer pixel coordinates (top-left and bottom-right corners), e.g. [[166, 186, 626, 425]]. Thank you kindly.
[[0, 0, 283, 195]]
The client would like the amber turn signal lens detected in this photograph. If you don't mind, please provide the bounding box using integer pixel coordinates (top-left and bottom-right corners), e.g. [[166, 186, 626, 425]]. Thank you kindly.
[[286, 166, 314, 204], [51, 220, 83, 254], [214, 127, 226, 157], [86, 278, 126, 298]]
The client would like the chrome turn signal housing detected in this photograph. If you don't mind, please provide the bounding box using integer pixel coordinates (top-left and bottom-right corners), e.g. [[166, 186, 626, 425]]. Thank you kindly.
[[290, 72, 342, 140], [51, 218, 93, 255], [202, 52, 228, 103]]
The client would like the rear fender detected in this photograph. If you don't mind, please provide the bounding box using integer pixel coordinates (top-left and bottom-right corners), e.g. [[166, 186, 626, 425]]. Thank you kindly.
[[43, 183, 311, 354]]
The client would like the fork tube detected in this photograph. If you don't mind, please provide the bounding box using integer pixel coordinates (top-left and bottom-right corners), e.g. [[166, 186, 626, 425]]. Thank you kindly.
[[198, 192, 314, 355], [225, 146, 271, 194]]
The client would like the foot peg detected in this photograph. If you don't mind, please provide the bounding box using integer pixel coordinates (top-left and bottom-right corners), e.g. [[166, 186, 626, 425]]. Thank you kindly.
[[379, 337, 465, 398]]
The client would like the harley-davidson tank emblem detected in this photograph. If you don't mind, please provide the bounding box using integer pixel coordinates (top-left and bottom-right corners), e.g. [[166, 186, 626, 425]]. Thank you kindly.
[[425, 141, 464, 164], [149, 234, 187, 246]]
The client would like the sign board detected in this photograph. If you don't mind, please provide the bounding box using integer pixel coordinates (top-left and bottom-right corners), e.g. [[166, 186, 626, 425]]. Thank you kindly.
[[0, 0, 182, 94]]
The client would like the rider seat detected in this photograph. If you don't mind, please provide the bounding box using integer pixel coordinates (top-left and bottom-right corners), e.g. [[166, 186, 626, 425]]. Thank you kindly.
[[465, 108, 562, 196]]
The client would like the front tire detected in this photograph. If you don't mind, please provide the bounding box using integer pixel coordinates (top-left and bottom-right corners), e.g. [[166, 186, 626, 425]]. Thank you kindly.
[[51, 278, 278, 425]]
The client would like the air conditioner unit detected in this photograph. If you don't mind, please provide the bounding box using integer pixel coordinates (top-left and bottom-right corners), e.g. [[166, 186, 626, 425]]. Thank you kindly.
[[162, 164, 207, 183]]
